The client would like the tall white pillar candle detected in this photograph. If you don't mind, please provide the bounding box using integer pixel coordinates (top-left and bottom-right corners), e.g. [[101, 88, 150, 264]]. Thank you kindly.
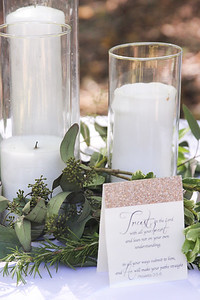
[[111, 82, 176, 178], [6, 6, 65, 24], [1, 135, 65, 200], [6, 6, 66, 136]]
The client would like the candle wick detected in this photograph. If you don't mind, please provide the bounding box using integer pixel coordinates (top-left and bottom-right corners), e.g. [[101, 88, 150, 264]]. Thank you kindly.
[[34, 141, 39, 149]]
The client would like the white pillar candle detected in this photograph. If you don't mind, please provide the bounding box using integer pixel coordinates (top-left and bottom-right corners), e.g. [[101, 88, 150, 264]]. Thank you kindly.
[[6, 6, 65, 24], [1, 135, 65, 200], [6, 6, 66, 136], [111, 82, 176, 178]]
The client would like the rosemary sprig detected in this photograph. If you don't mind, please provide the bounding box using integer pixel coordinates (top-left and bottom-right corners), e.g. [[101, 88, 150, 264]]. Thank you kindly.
[[1, 234, 99, 285]]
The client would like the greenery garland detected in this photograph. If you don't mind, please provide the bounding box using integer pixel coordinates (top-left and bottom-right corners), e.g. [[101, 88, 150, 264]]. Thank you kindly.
[[0, 104, 200, 285]]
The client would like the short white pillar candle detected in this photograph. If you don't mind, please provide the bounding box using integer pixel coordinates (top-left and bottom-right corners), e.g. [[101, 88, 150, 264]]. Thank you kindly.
[[1, 135, 65, 200], [111, 82, 176, 178]]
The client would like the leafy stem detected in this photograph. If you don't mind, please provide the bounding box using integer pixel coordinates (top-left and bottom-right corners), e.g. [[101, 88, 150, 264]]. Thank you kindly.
[[94, 157, 107, 168], [177, 154, 200, 168], [93, 167, 132, 180]]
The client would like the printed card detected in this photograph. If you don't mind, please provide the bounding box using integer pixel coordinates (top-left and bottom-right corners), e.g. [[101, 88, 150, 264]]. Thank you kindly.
[[97, 176, 187, 286]]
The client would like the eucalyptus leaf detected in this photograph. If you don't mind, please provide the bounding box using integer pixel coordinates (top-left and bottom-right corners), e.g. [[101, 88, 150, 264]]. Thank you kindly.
[[195, 202, 200, 212], [65, 199, 93, 240], [47, 191, 73, 217], [80, 163, 92, 171], [183, 104, 200, 141], [60, 123, 79, 163], [182, 223, 200, 262], [80, 121, 90, 147], [77, 199, 92, 223], [0, 196, 9, 213], [94, 122, 107, 142], [25, 198, 47, 223], [0, 224, 22, 258], [184, 198, 195, 209], [184, 222, 200, 235], [84, 174, 105, 188], [179, 127, 189, 140], [58, 191, 85, 206], [68, 192, 85, 205], [22, 201, 31, 214], [185, 250, 197, 263], [131, 170, 155, 180], [182, 238, 197, 263], [67, 214, 92, 240], [60, 173, 81, 192], [193, 237, 200, 256], [184, 207, 195, 226], [184, 238, 200, 263], [195, 163, 200, 173], [31, 222, 45, 241], [180, 162, 192, 178], [196, 212, 200, 222], [184, 190, 193, 200], [182, 238, 195, 254], [186, 227, 200, 242], [178, 146, 189, 154], [144, 172, 155, 179], [90, 196, 102, 202], [179, 141, 189, 148], [14, 217, 31, 252], [89, 152, 105, 167], [52, 174, 62, 190], [131, 170, 145, 180], [178, 150, 187, 163], [182, 178, 200, 190]]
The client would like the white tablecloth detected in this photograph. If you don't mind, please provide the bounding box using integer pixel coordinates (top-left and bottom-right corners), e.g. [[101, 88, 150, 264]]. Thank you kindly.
[[0, 263, 200, 300], [1, 117, 200, 299]]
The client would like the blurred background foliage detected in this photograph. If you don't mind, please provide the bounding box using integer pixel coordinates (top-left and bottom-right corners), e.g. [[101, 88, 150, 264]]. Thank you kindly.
[[79, 0, 200, 117], [0, 0, 200, 117]]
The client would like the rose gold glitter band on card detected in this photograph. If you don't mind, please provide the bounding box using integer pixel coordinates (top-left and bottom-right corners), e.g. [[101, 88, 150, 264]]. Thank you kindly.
[[103, 176, 183, 209]]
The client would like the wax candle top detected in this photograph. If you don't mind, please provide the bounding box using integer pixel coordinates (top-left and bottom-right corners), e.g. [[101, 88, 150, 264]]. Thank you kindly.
[[112, 82, 177, 113], [1, 135, 62, 153], [6, 6, 65, 24]]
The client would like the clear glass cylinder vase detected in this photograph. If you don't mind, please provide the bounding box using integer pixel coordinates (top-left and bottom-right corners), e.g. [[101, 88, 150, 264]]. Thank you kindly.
[[3, 0, 79, 127], [108, 42, 182, 179], [0, 22, 71, 200]]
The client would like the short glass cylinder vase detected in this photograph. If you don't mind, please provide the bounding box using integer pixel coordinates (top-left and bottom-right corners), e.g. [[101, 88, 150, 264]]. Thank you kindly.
[[0, 22, 71, 200], [108, 42, 182, 179], [3, 0, 79, 127]]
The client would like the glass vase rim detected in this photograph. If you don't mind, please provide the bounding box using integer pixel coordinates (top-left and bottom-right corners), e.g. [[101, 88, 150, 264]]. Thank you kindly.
[[0, 21, 71, 38], [109, 42, 182, 61]]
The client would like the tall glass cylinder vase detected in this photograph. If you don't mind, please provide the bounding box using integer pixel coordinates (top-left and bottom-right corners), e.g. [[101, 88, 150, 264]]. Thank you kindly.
[[3, 0, 79, 128], [108, 42, 182, 179], [0, 22, 71, 200]]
